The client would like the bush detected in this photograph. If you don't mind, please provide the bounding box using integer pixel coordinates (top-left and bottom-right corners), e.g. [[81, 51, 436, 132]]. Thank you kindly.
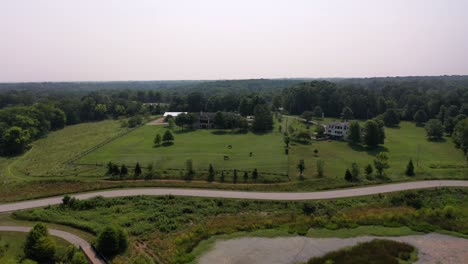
[[96, 225, 129, 258], [24, 223, 56, 262]]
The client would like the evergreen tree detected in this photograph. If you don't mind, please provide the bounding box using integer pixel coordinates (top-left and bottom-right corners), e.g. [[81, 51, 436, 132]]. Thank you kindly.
[[283, 135, 290, 148], [208, 164, 215, 182], [154, 134, 161, 146], [96, 225, 129, 258], [316, 159, 324, 177], [233, 169, 238, 183], [243, 171, 248, 182], [162, 130, 174, 143], [297, 159, 305, 179], [405, 159, 415, 176], [252, 168, 258, 182], [220, 171, 225, 182], [363, 120, 380, 147], [348, 121, 361, 143], [106, 161, 113, 175], [365, 164, 373, 176], [134, 162, 142, 179], [120, 164, 128, 177], [112, 164, 120, 176], [351, 162, 360, 181], [344, 169, 353, 182]]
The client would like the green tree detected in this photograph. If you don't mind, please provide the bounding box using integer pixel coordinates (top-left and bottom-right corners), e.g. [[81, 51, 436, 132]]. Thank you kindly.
[[120, 164, 128, 177], [243, 171, 249, 182], [214, 112, 224, 128], [365, 164, 373, 176], [24, 223, 56, 262], [313, 106, 323, 118], [453, 118, 468, 152], [382, 109, 400, 127], [233, 169, 238, 184], [297, 159, 305, 178], [341, 106, 354, 120], [344, 169, 353, 182], [220, 171, 225, 182], [315, 125, 325, 138], [71, 252, 88, 264], [96, 225, 128, 258], [208, 164, 215, 182], [405, 159, 415, 176], [301, 111, 313, 123], [348, 121, 361, 143], [2, 126, 31, 155], [134, 162, 142, 179], [167, 117, 175, 129], [413, 109, 428, 125], [425, 119, 444, 140], [185, 159, 194, 181], [363, 120, 380, 147], [252, 168, 258, 182], [374, 152, 390, 177], [106, 161, 113, 175], [253, 104, 273, 132], [283, 135, 290, 148], [351, 162, 360, 181], [154, 134, 161, 146], [316, 159, 324, 177], [163, 130, 174, 143]]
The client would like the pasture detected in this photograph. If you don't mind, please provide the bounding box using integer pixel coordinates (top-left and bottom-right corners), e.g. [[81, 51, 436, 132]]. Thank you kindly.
[[79, 125, 288, 176], [286, 117, 467, 180]]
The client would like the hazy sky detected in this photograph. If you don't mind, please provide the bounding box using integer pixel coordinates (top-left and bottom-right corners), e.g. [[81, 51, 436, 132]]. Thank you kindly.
[[1, 0, 468, 82]]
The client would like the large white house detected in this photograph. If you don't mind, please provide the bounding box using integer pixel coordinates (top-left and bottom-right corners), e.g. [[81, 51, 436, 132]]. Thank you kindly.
[[325, 121, 350, 139]]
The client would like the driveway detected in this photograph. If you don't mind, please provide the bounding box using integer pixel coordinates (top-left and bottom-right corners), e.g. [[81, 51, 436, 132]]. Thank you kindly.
[[0, 180, 466, 213]]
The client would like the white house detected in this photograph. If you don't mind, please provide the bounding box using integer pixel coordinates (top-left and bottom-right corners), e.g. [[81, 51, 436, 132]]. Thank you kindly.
[[325, 121, 350, 139], [163, 112, 187, 118]]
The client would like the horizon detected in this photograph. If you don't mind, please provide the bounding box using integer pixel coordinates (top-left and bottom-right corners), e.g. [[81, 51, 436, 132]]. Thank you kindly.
[[1, 0, 468, 82]]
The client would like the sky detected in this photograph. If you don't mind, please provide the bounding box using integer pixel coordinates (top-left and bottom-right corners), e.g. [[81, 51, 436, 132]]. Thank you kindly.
[[1, 0, 468, 82]]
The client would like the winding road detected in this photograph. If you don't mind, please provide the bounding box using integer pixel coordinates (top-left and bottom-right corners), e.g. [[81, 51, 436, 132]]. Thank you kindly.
[[0, 226, 106, 264], [0, 180, 467, 213]]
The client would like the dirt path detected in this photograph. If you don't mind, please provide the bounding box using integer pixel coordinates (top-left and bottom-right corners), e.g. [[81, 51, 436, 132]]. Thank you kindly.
[[199, 233, 468, 264], [0, 180, 467, 213], [0, 226, 106, 264]]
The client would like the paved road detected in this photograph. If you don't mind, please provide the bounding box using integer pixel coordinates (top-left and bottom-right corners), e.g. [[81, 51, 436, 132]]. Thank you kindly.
[[0, 180, 466, 213], [199, 233, 468, 264], [0, 226, 106, 264]]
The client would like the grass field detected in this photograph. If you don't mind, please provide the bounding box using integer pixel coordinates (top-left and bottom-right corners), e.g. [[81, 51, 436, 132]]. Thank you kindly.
[[0, 120, 126, 181], [12, 188, 468, 263], [0, 231, 71, 264], [285, 117, 467, 180], [79, 125, 288, 175]]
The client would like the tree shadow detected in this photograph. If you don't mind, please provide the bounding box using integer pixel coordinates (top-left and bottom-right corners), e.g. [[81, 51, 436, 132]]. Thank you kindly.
[[162, 142, 174, 147], [174, 129, 193, 134], [211, 130, 229, 135], [427, 138, 447, 143], [347, 142, 388, 156]]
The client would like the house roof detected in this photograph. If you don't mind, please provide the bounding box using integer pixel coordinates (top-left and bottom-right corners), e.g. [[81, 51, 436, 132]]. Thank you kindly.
[[163, 112, 187, 117]]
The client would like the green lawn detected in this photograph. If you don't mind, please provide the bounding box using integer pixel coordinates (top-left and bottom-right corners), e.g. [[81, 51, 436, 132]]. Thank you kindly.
[[79, 125, 288, 176], [286, 117, 466, 180], [0, 231, 71, 264]]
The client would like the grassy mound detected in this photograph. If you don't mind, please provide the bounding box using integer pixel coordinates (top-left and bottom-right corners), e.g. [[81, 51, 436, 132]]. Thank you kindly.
[[306, 239, 416, 264]]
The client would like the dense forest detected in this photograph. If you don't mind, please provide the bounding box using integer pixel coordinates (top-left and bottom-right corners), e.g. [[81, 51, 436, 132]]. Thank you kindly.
[[1, 76, 468, 156]]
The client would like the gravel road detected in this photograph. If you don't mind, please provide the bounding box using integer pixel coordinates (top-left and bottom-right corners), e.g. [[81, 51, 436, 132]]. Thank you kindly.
[[0, 180, 467, 213], [199, 233, 468, 264]]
